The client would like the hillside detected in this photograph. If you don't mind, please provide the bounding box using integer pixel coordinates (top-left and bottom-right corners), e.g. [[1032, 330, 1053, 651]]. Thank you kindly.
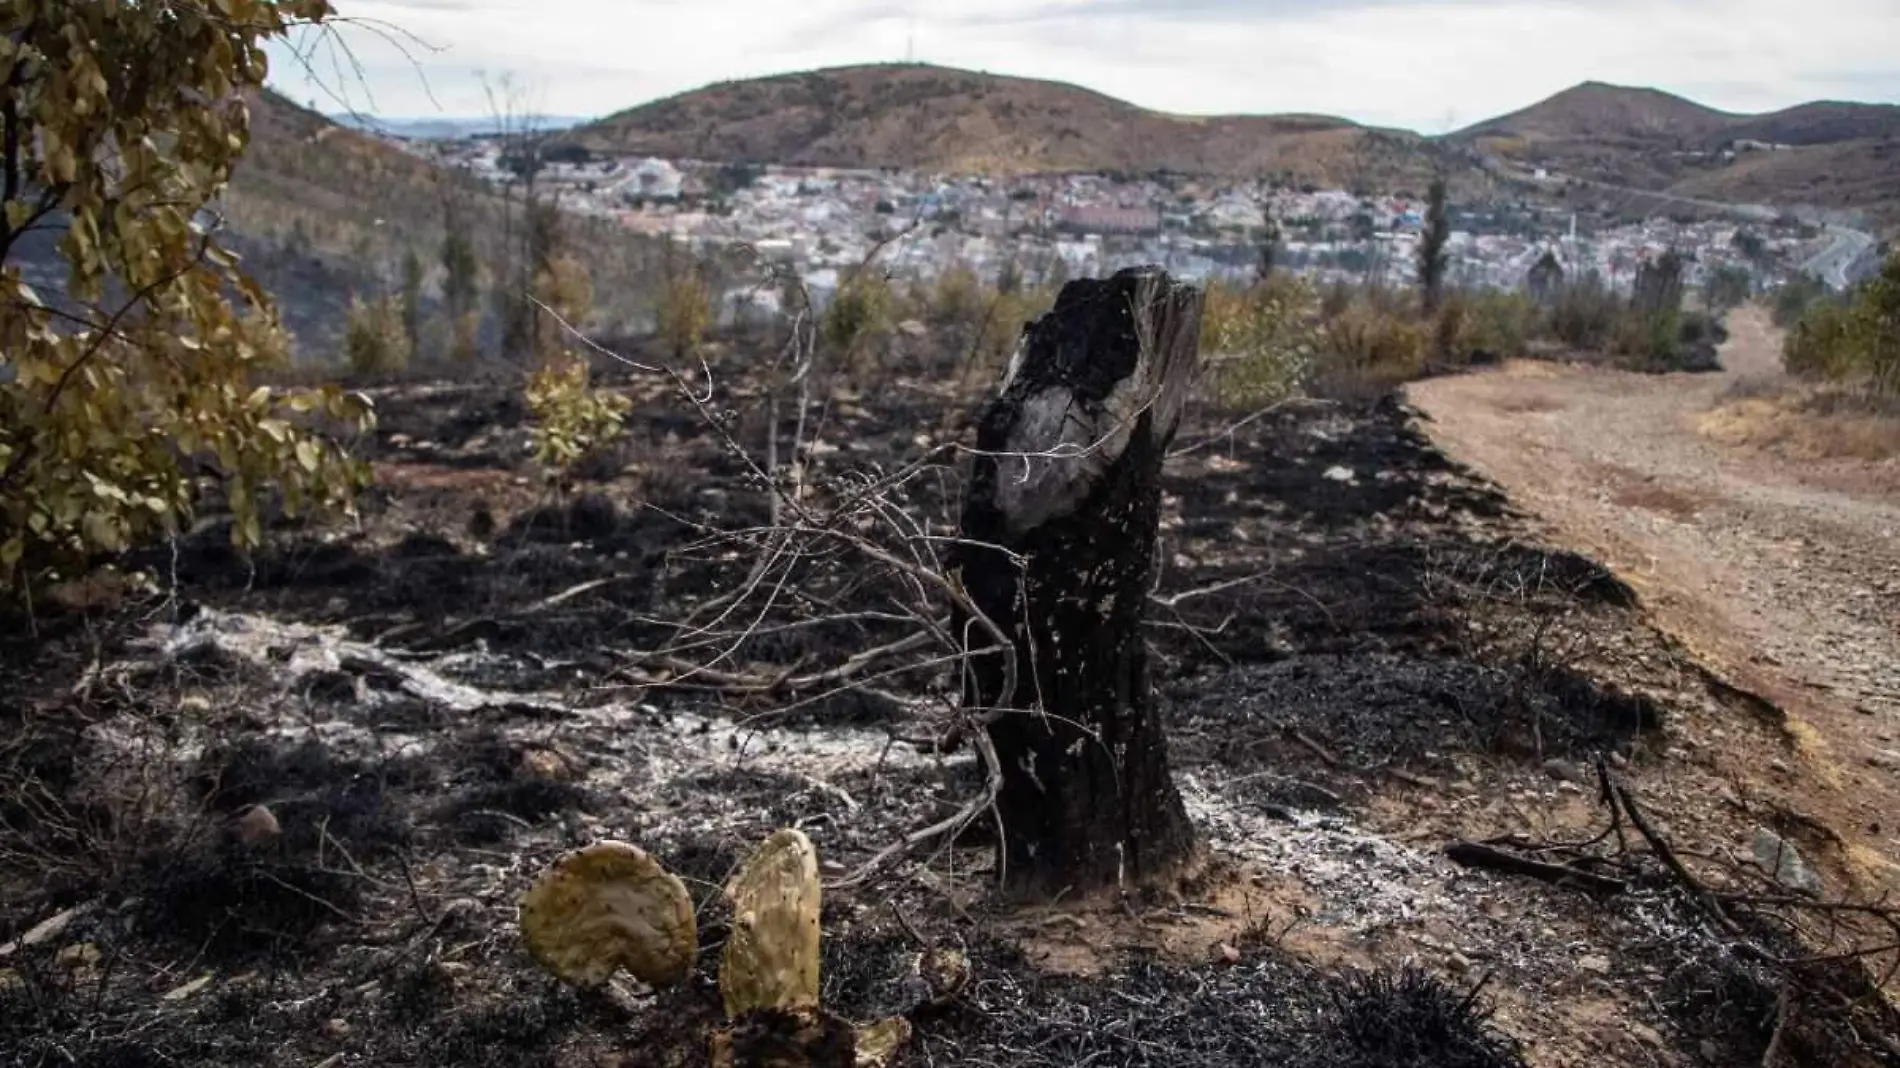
[[570, 63, 1479, 193], [1452, 83, 1900, 230], [221, 92, 662, 359]]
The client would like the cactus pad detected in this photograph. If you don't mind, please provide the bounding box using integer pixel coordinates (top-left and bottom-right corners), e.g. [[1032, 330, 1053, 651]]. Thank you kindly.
[[720, 827, 822, 1018], [519, 840, 697, 989]]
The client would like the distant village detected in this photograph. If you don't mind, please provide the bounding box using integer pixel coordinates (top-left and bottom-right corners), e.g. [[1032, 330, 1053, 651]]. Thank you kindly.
[[405, 131, 1834, 310]]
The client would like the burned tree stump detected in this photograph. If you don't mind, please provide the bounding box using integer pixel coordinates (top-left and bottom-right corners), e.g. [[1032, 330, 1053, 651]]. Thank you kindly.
[[955, 266, 1202, 897]]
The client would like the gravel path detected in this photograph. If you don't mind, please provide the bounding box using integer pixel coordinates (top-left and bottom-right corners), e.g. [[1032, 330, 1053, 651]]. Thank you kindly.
[[1408, 307, 1900, 883]]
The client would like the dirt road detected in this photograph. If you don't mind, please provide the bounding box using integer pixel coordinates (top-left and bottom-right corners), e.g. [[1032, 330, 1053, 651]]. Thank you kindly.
[[1409, 307, 1900, 885]]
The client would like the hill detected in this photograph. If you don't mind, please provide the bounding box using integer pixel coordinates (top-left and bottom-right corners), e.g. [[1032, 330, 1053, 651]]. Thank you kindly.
[[1452, 83, 1900, 229], [570, 63, 1479, 193], [218, 92, 661, 359], [1459, 81, 1736, 147]]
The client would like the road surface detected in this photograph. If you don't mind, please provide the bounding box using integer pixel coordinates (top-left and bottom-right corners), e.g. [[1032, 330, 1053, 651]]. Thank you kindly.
[[1408, 308, 1900, 883]]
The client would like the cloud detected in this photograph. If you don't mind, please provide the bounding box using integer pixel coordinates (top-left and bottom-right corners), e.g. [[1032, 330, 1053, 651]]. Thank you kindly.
[[269, 0, 1900, 131]]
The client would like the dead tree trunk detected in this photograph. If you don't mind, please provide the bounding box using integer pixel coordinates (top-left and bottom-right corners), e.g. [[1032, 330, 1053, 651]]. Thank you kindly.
[[954, 266, 1201, 898]]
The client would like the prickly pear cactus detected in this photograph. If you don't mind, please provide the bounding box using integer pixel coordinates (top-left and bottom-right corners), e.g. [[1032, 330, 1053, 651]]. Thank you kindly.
[[720, 827, 823, 1018], [518, 841, 697, 989]]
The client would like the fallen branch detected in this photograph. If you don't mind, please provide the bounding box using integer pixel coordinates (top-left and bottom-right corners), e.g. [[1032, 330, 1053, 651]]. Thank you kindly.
[[1444, 840, 1627, 895]]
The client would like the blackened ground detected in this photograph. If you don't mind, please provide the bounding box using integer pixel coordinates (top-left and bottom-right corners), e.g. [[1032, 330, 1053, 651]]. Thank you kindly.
[[0, 374, 1880, 1067]]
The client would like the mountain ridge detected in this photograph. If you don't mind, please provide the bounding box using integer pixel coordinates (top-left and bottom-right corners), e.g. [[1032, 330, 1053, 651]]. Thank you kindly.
[[564, 64, 1899, 229]]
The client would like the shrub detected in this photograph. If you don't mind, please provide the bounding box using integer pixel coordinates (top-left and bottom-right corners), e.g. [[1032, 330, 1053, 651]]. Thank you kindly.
[[533, 253, 596, 364], [655, 248, 713, 363], [1772, 274, 1829, 329], [928, 264, 987, 327], [1, 0, 371, 595], [1704, 265, 1753, 314], [1311, 301, 1427, 396], [346, 295, 413, 376], [1547, 274, 1621, 350], [823, 269, 895, 373], [1202, 277, 1319, 408], [1784, 252, 1899, 393], [1458, 290, 1538, 362], [525, 359, 631, 479]]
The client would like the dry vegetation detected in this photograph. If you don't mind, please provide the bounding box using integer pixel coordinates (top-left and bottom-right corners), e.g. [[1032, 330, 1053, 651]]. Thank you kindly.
[[1701, 382, 1900, 461]]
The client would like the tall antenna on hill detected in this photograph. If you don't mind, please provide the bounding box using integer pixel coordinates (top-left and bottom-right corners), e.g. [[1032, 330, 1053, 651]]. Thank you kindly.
[[906, 16, 916, 63]]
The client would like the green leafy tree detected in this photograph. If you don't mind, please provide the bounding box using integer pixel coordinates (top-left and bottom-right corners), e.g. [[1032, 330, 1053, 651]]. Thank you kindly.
[[0, 0, 372, 594], [1417, 178, 1451, 314]]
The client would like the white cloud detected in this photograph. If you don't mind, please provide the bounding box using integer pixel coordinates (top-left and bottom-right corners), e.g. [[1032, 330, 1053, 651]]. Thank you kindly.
[[266, 0, 1900, 130]]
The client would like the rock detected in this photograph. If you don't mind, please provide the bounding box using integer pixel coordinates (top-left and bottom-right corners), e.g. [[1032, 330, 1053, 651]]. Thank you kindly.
[[1543, 758, 1585, 783], [1579, 955, 1611, 975], [1216, 942, 1242, 965], [322, 1018, 352, 1039], [518, 746, 577, 781], [1629, 1022, 1665, 1050], [163, 974, 213, 1001], [1446, 951, 1472, 974], [1752, 828, 1823, 895], [1323, 466, 1356, 484], [56, 942, 101, 970], [0, 902, 96, 958], [237, 804, 281, 847], [918, 947, 969, 1004]]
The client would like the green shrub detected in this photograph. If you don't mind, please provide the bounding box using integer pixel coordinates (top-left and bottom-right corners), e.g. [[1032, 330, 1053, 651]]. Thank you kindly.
[[1202, 276, 1319, 408], [1772, 274, 1829, 329], [1435, 289, 1536, 365], [823, 270, 895, 373], [1784, 252, 1899, 394], [525, 359, 632, 479], [1546, 274, 1620, 350]]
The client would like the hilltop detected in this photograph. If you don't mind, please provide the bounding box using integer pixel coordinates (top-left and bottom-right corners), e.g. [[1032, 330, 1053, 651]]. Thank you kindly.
[[569, 63, 1480, 193], [1451, 81, 1900, 227]]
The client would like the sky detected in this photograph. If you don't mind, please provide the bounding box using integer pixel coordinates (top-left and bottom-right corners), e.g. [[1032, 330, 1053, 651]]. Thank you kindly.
[[266, 0, 1900, 133]]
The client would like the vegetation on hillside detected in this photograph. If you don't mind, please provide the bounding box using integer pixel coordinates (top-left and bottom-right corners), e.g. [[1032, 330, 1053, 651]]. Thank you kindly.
[[0, 0, 371, 599], [1783, 251, 1900, 394]]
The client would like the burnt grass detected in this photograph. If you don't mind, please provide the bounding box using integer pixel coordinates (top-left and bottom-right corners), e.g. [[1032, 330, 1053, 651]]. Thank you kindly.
[[0, 364, 1883, 1067]]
